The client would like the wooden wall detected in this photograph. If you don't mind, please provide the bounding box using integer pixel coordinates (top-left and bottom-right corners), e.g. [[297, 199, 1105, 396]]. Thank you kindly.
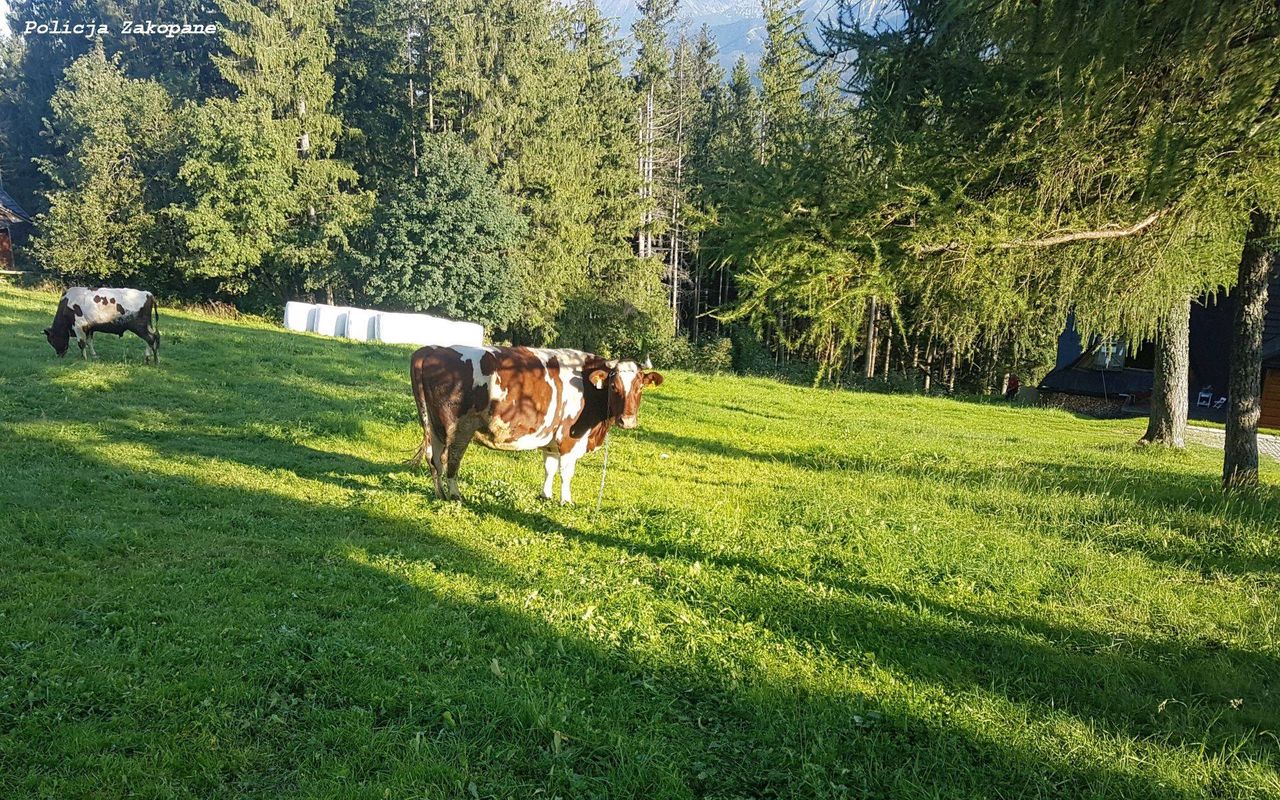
[[1261, 369, 1280, 430], [0, 228, 12, 271]]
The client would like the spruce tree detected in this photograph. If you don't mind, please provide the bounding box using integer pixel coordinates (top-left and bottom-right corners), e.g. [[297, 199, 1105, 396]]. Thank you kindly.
[[214, 0, 371, 300]]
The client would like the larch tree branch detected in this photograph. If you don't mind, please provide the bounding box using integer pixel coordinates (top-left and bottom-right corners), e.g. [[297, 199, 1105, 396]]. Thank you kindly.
[[915, 210, 1166, 255]]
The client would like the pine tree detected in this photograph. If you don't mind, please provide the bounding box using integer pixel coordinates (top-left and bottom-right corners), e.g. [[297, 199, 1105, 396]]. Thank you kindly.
[[757, 0, 806, 165], [172, 97, 296, 293], [552, 0, 669, 353], [684, 25, 724, 332], [1, 0, 229, 218], [632, 0, 677, 264]]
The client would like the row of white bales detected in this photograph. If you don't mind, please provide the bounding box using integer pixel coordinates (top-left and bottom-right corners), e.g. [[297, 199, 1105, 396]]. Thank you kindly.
[[283, 302, 484, 347]]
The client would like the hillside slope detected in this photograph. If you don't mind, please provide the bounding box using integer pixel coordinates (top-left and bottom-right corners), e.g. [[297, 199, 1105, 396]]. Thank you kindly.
[[1, 284, 1277, 798]]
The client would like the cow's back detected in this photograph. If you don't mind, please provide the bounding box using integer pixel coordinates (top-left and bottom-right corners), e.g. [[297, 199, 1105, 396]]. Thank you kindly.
[[64, 287, 154, 328]]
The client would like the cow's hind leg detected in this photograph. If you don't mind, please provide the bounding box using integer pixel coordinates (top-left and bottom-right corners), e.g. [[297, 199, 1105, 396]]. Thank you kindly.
[[140, 330, 159, 365], [442, 420, 481, 501], [428, 429, 447, 499]]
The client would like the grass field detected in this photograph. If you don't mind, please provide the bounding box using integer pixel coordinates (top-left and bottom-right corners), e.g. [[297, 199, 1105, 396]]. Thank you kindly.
[[1, 283, 1278, 799]]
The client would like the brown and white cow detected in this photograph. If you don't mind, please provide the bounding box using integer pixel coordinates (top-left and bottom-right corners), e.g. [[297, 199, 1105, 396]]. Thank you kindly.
[[408, 345, 663, 503], [44, 287, 160, 363]]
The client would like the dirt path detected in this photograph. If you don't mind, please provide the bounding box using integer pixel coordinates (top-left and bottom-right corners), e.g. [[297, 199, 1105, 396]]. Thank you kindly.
[[1185, 425, 1280, 463]]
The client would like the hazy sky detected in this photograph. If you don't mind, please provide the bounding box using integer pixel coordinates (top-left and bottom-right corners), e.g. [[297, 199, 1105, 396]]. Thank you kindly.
[[0, 0, 10, 38]]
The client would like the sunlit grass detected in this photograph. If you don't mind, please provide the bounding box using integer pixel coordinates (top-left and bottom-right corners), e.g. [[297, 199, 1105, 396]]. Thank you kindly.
[[1, 283, 1277, 798]]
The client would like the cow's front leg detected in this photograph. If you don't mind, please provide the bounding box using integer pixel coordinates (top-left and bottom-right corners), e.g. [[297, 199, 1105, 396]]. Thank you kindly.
[[541, 451, 559, 500], [557, 438, 590, 505], [558, 452, 581, 505]]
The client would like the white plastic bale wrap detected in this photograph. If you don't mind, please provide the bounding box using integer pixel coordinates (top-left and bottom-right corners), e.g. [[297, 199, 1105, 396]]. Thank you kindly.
[[283, 302, 481, 346], [311, 305, 350, 337], [377, 311, 484, 347], [343, 307, 379, 341], [283, 301, 316, 332]]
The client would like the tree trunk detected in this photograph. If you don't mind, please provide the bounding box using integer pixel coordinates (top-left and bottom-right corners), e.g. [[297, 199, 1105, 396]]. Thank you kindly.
[[1224, 211, 1274, 488], [923, 335, 935, 392], [882, 317, 892, 380], [1141, 295, 1191, 448], [865, 296, 878, 379]]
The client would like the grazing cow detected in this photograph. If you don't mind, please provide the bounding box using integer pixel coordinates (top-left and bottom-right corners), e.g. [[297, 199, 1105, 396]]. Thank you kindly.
[[408, 345, 663, 503], [44, 287, 160, 363]]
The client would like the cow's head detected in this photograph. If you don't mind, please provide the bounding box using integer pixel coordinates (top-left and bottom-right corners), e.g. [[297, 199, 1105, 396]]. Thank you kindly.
[[43, 324, 70, 357], [588, 360, 664, 429]]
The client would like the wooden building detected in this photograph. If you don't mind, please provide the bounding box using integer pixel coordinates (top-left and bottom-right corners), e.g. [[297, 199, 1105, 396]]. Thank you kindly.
[[0, 188, 32, 272], [1260, 287, 1280, 429], [1041, 276, 1280, 427]]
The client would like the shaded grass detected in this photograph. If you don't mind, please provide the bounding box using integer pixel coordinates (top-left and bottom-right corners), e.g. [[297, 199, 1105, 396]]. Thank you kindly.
[[1, 283, 1278, 798]]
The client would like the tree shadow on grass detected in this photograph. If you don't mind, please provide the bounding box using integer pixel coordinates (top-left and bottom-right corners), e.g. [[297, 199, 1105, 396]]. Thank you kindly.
[[636, 428, 1280, 579], [472, 502, 1280, 763], [0, 432, 1250, 798]]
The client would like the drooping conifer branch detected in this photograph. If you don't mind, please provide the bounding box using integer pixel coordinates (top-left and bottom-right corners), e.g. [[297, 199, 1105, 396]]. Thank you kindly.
[[914, 210, 1165, 255]]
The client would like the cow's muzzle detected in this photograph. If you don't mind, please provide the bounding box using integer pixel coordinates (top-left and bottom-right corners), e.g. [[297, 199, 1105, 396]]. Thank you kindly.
[[620, 417, 638, 430]]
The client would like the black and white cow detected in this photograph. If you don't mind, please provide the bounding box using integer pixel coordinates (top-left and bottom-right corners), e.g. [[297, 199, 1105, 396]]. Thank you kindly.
[[44, 287, 160, 363]]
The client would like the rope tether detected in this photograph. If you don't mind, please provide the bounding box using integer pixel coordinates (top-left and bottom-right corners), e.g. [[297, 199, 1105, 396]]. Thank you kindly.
[[596, 432, 610, 510]]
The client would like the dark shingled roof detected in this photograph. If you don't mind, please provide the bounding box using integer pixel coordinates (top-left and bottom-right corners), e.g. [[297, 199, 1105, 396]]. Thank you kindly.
[[0, 188, 31, 225], [1037, 356, 1155, 399]]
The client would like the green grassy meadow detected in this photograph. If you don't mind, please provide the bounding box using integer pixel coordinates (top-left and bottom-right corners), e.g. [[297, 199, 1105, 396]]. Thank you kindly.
[[1, 283, 1278, 799]]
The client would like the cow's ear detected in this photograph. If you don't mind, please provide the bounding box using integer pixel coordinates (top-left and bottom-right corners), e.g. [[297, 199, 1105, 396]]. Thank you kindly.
[[644, 371, 664, 387], [588, 369, 609, 389]]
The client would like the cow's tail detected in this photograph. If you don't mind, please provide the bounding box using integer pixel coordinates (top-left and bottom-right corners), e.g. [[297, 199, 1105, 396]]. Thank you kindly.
[[405, 354, 432, 469], [147, 293, 161, 364]]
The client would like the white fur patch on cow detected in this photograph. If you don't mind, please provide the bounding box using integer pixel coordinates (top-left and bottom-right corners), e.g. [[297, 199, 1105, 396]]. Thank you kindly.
[[64, 287, 151, 329], [559, 363, 584, 421], [557, 430, 592, 504], [454, 346, 491, 389], [617, 362, 639, 396]]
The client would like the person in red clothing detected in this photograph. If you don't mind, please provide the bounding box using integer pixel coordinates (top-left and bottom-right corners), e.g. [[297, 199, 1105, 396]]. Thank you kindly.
[[1005, 373, 1021, 400]]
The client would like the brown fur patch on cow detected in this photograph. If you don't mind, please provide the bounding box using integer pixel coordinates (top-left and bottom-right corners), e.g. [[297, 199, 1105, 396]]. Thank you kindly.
[[488, 348, 557, 442]]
